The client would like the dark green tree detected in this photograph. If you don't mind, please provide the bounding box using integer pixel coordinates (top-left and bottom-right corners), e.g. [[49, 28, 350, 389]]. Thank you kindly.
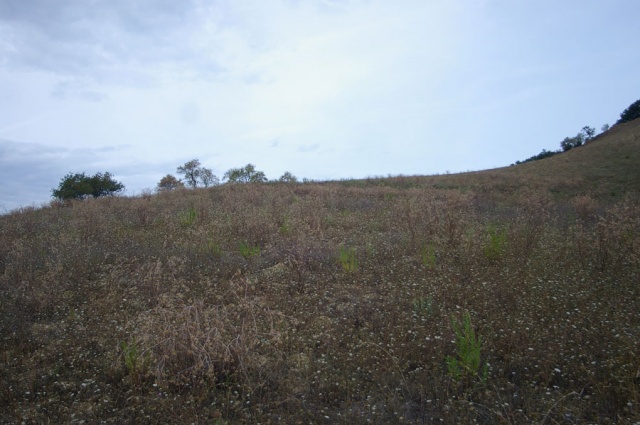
[[89, 172, 125, 198], [616, 99, 640, 125], [223, 164, 267, 183], [52, 172, 124, 201]]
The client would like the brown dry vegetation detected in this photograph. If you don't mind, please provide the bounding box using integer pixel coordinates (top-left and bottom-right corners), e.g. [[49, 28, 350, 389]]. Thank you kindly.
[[1, 120, 639, 424]]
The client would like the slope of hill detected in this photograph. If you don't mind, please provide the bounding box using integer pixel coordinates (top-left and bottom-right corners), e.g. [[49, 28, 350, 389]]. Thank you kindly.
[[499, 118, 640, 198], [359, 117, 640, 201], [0, 120, 639, 424]]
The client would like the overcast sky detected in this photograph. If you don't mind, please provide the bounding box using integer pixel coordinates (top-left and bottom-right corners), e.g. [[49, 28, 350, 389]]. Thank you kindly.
[[1, 0, 639, 211]]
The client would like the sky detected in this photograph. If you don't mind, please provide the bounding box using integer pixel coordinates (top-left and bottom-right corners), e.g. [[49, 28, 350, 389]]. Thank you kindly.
[[1, 0, 639, 211]]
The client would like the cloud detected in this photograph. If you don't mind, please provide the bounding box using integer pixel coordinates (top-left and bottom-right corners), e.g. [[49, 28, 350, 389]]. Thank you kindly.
[[180, 102, 201, 125], [51, 79, 108, 101], [297, 143, 320, 153], [1, 0, 639, 210], [0, 0, 206, 87]]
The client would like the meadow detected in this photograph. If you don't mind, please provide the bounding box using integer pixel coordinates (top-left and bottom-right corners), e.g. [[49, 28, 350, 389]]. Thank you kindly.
[[1, 120, 639, 424]]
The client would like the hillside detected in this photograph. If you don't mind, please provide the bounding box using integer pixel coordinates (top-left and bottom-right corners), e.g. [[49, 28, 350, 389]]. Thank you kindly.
[[1, 120, 639, 424], [355, 117, 640, 201], [499, 118, 640, 199]]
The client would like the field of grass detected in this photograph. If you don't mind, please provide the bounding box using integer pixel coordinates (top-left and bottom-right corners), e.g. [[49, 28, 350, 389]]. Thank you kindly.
[[1, 120, 639, 424]]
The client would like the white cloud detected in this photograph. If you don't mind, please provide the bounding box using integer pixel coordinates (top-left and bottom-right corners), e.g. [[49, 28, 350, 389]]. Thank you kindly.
[[1, 0, 639, 209]]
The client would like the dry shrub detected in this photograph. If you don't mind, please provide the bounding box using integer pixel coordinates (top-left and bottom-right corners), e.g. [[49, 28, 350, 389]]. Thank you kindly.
[[392, 189, 472, 253], [571, 194, 598, 222], [504, 190, 553, 263], [590, 199, 640, 273], [571, 198, 639, 275], [128, 290, 290, 391]]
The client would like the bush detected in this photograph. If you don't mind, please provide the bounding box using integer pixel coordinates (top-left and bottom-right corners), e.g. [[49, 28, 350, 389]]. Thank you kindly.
[[514, 149, 558, 165]]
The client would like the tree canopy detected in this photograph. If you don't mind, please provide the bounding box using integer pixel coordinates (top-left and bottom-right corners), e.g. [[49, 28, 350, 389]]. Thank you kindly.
[[157, 174, 184, 192], [278, 171, 298, 183], [52, 172, 124, 201], [560, 126, 595, 152], [176, 159, 202, 188], [223, 164, 267, 183], [176, 159, 219, 188], [616, 99, 640, 125]]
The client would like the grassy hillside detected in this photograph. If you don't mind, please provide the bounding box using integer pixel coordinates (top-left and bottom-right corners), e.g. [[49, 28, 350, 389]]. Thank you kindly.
[[348, 118, 640, 201], [499, 118, 640, 199], [1, 120, 639, 424]]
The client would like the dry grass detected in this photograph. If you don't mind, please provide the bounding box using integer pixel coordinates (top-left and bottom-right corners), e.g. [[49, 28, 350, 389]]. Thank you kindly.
[[1, 122, 639, 424]]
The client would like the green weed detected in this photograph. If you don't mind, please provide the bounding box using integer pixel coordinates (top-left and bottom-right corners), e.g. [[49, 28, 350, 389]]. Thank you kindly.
[[207, 239, 223, 257], [178, 207, 197, 227], [239, 241, 260, 259], [121, 340, 146, 384], [483, 224, 507, 260], [420, 243, 437, 270], [413, 296, 434, 316], [338, 246, 359, 273], [446, 311, 488, 383], [278, 216, 291, 235]]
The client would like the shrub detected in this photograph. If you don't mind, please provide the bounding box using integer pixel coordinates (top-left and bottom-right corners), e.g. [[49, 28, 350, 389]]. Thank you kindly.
[[514, 149, 558, 165]]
